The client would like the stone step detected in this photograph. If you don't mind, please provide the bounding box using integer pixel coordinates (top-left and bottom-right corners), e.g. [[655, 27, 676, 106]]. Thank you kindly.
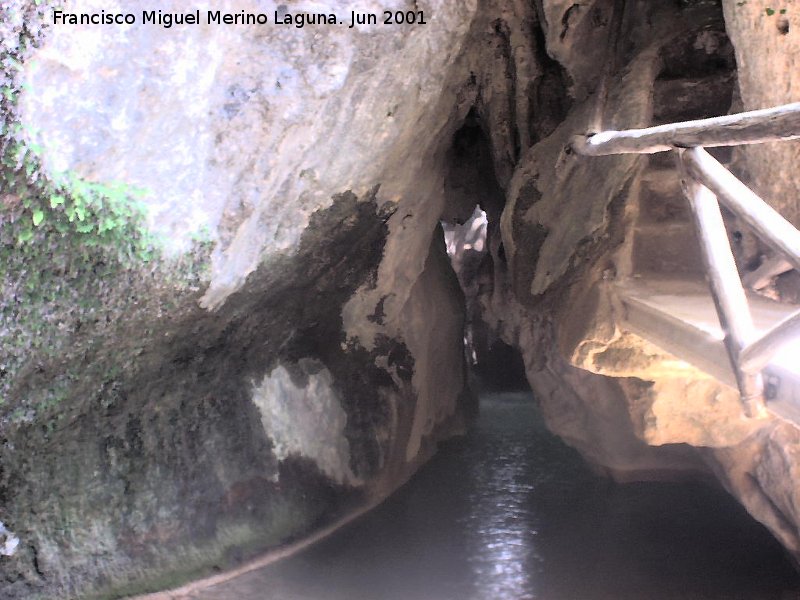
[[640, 166, 680, 193], [647, 151, 679, 170], [637, 147, 734, 225], [638, 168, 688, 224], [631, 223, 704, 276], [642, 142, 732, 172]]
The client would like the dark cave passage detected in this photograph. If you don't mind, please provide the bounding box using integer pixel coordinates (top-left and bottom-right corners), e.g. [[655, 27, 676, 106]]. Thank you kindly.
[[439, 109, 530, 394]]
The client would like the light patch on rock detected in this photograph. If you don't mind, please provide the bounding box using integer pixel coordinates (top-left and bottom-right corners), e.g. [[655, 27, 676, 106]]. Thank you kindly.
[[252, 363, 358, 485], [0, 520, 20, 557]]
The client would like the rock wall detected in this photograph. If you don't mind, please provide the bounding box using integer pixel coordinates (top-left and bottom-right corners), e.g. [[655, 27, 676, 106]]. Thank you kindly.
[[469, 0, 800, 566], [1, 1, 476, 597], [3, 0, 800, 596], [722, 0, 800, 223]]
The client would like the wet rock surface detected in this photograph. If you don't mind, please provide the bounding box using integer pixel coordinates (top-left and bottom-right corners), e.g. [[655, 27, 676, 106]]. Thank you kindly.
[[1, 193, 422, 598]]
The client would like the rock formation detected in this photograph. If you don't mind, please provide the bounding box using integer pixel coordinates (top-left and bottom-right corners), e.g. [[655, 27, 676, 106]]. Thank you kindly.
[[1, 0, 800, 597], [2, 1, 476, 596]]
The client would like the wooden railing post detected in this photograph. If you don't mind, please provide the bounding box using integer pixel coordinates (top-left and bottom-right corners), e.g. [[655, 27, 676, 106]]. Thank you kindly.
[[677, 149, 765, 417], [682, 148, 800, 274]]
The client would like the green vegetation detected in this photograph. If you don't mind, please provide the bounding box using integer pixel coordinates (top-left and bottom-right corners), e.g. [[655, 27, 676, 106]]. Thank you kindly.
[[762, 6, 790, 15], [1, 145, 158, 258], [0, 0, 212, 427], [0, 140, 211, 424]]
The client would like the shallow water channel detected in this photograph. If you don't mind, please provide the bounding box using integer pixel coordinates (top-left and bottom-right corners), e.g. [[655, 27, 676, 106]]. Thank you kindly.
[[190, 392, 800, 600]]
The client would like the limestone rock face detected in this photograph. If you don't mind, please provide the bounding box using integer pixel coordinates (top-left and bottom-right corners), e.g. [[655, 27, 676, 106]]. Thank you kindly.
[[4, 0, 800, 595], [2, 1, 476, 597], [21, 0, 477, 307], [722, 0, 800, 224], [539, 0, 613, 102]]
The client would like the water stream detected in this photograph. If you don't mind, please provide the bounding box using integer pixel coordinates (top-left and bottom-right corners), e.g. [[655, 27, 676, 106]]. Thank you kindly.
[[190, 392, 800, 600]]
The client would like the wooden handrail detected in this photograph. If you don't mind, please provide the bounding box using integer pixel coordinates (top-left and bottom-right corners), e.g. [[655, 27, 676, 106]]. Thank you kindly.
[[571, 102, 800, 156]]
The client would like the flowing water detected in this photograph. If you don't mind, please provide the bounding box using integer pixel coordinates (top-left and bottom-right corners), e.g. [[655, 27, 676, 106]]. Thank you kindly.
[[190, 392, 800, 600]]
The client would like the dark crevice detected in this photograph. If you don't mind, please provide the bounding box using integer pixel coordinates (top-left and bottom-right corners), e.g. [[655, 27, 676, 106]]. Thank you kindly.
[[652, 7, 736, 123], [442, 111, 506, 224], [528, 15, 574, 144], [472, 338, 529, 391], [491, 18, 520, 165], [440, 106, 530, 395], [560, 4, 581, 40]]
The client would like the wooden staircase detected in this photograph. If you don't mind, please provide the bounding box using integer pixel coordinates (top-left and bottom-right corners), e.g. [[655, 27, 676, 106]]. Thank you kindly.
[[631, 64, 735, 281], [631, 155, 704, 278], [572, 101, 800, 422]]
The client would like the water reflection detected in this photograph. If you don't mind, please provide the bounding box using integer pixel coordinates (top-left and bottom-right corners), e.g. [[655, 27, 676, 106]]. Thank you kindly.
[[189, 392, 800, 600], [464, 426, 541, 599]]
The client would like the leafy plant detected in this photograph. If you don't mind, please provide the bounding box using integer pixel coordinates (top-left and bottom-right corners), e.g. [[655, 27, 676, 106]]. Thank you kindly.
[[0, 0, 212, 426]]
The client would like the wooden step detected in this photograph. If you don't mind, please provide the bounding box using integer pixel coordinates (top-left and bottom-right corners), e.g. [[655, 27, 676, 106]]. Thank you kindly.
[[615, 278, 800, 426]]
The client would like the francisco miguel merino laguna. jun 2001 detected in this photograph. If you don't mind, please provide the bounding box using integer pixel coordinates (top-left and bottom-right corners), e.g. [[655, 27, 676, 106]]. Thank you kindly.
[[51, 8, 429, 28]]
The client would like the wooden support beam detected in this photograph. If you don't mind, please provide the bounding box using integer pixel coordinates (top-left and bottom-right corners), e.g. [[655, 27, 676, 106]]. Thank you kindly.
[[571, 102, 800, 156], [742, 255, 793, 290], [682, 147, 800, 274], [677, 150, 765, 416], [740, 309, 800, 374], [617, 287, 736, 388]]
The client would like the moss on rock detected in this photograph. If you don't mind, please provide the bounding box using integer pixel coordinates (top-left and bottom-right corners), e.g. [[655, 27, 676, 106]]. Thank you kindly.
[[0, 1, 212, 428]]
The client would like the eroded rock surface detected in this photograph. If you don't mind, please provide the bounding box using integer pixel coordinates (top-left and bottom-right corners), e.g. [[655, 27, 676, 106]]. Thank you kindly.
[[4, 0, 800, 596], [452, 0, 800, 568], [722, 0, 800, 223], [2, 1, 475, 597]]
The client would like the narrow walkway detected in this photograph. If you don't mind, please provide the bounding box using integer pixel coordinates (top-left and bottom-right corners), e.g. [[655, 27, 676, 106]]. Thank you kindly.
[[574, 101, 800, 419], [188, 392, 800, 600], [617, 278, 800, 423]]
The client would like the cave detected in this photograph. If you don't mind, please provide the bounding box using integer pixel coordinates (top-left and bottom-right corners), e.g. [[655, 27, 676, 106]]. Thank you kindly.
[[2, 0, 800, 598]]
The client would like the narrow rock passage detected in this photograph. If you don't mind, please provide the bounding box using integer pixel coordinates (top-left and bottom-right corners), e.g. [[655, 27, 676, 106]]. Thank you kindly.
[[187, 392, 800, 600]]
